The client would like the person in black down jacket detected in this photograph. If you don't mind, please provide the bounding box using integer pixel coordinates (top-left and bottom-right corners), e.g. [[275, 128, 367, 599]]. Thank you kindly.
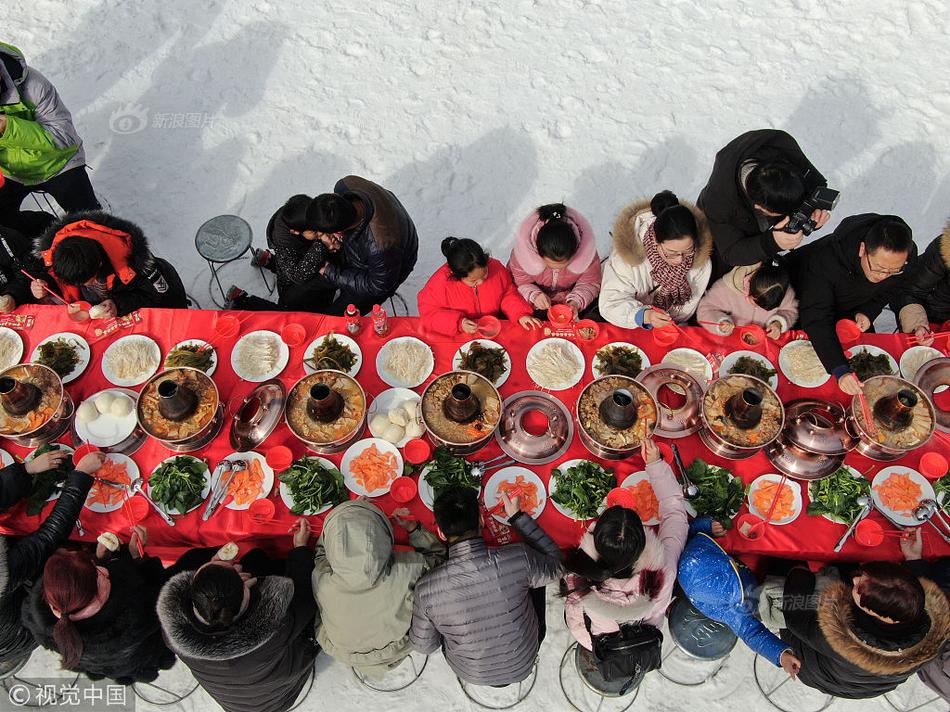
[[697, 129, 830, 277], [781, 562, 950, 700], [0, 451, 99, 669], [309, 175, 418, 315], [898, 218, 950, 344], [410, 486, 563, 687], [787, 213, 916, 396], [0, 221, 51, 313], [157, 520, 319, 712], [22, 523, 174, 684]]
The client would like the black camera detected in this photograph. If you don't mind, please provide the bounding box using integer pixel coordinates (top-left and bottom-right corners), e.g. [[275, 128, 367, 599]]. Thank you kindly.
[[782, 186, 840, 236]]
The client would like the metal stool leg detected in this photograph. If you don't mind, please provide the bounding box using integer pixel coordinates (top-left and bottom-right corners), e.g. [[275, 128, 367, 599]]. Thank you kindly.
[[883, 677, 944, 712], [558, 644, 639, 712], [657, 642, 729, 687], [458, 661, 538, 710], [352, 652, 429, 692], [753, 654, 834, 712]]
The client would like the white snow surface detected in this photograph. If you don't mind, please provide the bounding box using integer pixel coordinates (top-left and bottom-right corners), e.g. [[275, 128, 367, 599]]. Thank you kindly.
[[6, 1, 950, 710]]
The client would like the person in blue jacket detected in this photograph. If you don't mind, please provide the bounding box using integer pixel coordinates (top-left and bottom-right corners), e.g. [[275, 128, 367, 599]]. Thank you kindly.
[[677, 517, 801, 678]]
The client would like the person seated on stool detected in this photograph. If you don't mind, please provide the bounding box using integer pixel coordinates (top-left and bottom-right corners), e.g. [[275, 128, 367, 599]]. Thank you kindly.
[[0, 218, 52, 313], [897, 218, 950, 346]]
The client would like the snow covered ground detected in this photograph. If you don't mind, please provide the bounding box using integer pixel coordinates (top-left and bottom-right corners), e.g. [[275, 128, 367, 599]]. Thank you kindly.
[[5, 0, 950, 710]]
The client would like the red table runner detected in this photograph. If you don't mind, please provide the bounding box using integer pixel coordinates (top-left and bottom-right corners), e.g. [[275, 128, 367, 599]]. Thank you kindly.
[[0, 304, 946, 564]]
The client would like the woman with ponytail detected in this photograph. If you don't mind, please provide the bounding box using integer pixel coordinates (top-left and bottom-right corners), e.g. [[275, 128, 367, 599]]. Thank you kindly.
[[23, 527, 174, 683], [417, 237, 541, 336], [563, 438, 688, 651], [697, 258, 799, 338], [509, 202, 601, 319], [600, 190, 714, 329]]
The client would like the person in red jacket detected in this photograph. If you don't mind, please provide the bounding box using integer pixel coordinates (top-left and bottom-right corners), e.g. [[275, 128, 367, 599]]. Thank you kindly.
[[417, 237, 541, 337]]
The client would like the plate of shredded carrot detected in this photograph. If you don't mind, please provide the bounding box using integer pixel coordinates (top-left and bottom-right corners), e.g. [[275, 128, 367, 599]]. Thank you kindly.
[[85, 454, 139, 513], [746, 474, 802, 525], [341, 438, 404, 496], [871, 467, 934, 527], [484, 467, 547, 524], [619, 471, 661, 525], [213, 451, 275, 510]]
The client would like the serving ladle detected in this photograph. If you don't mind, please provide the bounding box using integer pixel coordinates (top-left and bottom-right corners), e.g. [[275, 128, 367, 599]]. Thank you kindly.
[[834, 495, 872, 552], [913, 499, 950, 545]]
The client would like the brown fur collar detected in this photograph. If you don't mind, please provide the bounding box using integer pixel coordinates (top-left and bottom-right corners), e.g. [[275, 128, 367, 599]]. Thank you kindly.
[[818, 580, 950, 676], [940, 216, 950, 269], [610, 197, 713, 269]]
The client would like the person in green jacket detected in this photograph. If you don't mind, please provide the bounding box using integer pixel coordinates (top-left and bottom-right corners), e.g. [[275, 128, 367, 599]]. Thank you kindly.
[[312, 499, 445, 678], [0, 42, 99, 221]]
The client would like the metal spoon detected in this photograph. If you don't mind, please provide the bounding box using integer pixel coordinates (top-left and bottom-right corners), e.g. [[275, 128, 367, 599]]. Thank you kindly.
[[834, 495, 871, 552], [670, 444, 700, 499], [128, 478, 176, 527]]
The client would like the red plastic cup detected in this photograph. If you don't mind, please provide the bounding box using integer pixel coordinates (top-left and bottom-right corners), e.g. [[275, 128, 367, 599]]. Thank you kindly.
[[265, 445, 293, 472], [521, 409, 550, 437], [736, 512, 766, 540], [653, 326, 678, 347], [67, 300, 92, 322], [606, 487, 636, 509], [548, 304, 573, 326], [403, 438, 431, 465], [72, 443, 100, 466], [390, 477, 418, 503], [214, 314, 240, 339], [248, 498, 275, 521], [738, 325, 765, 347], [920, 452, 949, 480], [126, 497, 150, 522], [476, 316, 501, 338], [855, 519, 885, 547], [836, 319, 862, 346], [575, 319, 600, 341], [280, 323, 307, 347]]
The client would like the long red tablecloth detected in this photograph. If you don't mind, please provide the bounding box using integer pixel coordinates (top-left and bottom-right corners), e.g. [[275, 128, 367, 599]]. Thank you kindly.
[[0, 304, 946, 564]]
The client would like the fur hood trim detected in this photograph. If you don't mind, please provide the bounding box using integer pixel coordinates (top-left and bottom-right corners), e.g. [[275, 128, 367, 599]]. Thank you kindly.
[[940, 216, 950, 268], [33, 210, 152, 274], [610, 197, 713, 269]]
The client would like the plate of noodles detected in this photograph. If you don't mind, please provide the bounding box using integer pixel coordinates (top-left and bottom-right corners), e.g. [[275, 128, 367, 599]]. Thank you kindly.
[[779, 339, 830, 388], [231, 330, 289, 382], [525, 338, 584, 390], [0, 327, 23, 371], [101, 335, 162, 387], [376, 337, 434, 388]]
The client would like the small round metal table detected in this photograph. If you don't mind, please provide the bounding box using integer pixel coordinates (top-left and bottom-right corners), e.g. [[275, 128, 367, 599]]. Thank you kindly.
[[195, 215, 253, 307]]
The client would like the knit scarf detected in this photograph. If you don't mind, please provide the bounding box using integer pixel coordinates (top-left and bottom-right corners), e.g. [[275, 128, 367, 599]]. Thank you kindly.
[[642, 222, 693, 311]]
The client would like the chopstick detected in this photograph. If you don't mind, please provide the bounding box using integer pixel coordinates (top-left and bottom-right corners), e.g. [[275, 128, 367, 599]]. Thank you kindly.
[[858, 388, 879, 438], [762, 474, 789, 524], [119, 495, 144, 557], [19, 269, 68, 306]]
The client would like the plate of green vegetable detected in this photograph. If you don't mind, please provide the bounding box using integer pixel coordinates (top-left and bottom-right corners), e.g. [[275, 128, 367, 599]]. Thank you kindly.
[[720, 350, 778, 389], [934, 474, 950, 512], [147, 455, 212, 515], [165, 339, 217, 375], [30, 333, 90, 384], [303, 333, 361, 377], [278, 456, 348, 515], [846, 345, 897, 381], [453, 339, 511, 386], [592, 342, 651, 379], [807, 465, 870, 524], [549, 458, 614, 520], [25, 443, 74, 515], [418, 446, 481, 510], [683, 458, 744, 523]]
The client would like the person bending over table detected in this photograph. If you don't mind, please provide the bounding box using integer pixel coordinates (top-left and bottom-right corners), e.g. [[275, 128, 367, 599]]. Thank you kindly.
[[563, 438, 687, 651], [417, 237, 542, 336], [0, 220, 52, 314], [787, 214, 916, 395], [32, 210, 188, 318], [599, 190, 713, 330], [677, 517, 802, 679], [903, 532, 950, 704], [410, 486, 562, 687], [898, 218, 950, 346], [0, 450, 101, 670], [697, 258, 798, 339], [508, 202, 601, 320]]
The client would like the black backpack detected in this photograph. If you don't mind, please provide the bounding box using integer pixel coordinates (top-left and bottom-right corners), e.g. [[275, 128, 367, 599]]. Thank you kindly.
[[584, 613, 663, 694]]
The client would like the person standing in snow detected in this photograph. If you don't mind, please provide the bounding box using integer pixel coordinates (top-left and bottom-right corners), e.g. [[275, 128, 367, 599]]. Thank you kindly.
[[0, 42, 99, 220], [697, 129, 830, 277], [508, 202, 601, 319]]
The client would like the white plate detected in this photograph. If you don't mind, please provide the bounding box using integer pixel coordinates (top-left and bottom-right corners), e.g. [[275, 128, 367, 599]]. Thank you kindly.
[[231, 330, 290, 382], [453, 339, 512, 387], [367, 388, 422, 448], [417, 462, 482, 510], [212, 451, 275, 511], [147, 455, 212, 515], [0, 448, 13, 467], [871, 466, 935, 528], [84, 453, 139, 514], [0, 327, 24, 371], [25, 443, 74, 503], [618, 471, 661, 526], [74, 388, 137, 447], [341, 438, 404, 497], [302, 333, 362, 377], [484, 466, 547, 524], [900, 345, 944, 388], [549, 459, 611, 521], [846, 344, 899, 378], [165, 339, 218, 376], [808, 465, 867, 524], [30, 332, 91, 384], [746, 474, 803, 526], [661, 348, 714, 383], [779, 339, 831, 388], [525, 338, 585, 390], [376, 336, 434, 389], [278, 456, 340, 515], [591, 342, 651, 380], [101, 334, 162, 387], [684, 468, 742, 519], [718, 350, 779, 389]]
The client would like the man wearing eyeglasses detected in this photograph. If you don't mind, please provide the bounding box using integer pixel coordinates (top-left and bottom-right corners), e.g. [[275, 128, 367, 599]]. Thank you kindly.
[[788, 214, 916, 395]]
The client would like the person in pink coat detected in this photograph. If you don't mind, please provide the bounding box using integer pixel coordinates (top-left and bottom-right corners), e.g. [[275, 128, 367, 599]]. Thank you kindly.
[[417, 237, 542, 337], [696, 259, 798, 339], [563, 439, 688, 650], [508, 203, 601, 319]]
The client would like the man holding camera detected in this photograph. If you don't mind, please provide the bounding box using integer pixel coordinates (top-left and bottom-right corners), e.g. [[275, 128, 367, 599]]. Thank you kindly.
[[698, 129, 835, 278]]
